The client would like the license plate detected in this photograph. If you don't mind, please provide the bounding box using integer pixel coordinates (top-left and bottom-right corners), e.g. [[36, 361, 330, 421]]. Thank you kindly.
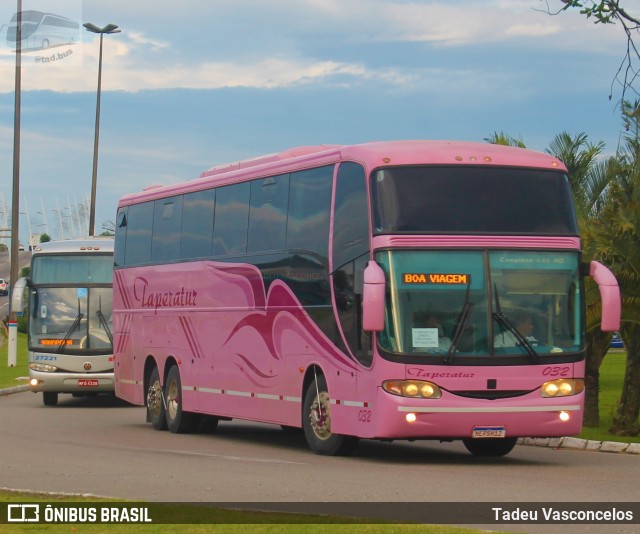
[[472, 426, 506, 438], [78, 379, 99, 387]]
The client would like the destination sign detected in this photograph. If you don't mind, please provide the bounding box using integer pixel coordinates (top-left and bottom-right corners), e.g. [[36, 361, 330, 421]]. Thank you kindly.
[[40, 339, 73, 346], [403, 273, 470, 285]]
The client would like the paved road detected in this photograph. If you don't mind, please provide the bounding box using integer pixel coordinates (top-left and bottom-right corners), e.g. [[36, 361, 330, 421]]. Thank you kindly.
[[2, 391, 639, 532]]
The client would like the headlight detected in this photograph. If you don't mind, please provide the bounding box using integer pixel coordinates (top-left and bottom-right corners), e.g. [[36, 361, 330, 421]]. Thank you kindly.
[[29, 363, 58, 373], [382, 380, 442, 399], [541, 379, 584, 398]]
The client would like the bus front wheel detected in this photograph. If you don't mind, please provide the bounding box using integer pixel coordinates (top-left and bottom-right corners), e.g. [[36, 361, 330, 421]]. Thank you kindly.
[[462, 437, 517, 457], [302, 374, 358, 456], [146, 367, 167, 431], [165, 365, 199, 434]]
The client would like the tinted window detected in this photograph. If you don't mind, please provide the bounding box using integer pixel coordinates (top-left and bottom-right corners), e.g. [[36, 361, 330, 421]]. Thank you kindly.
[[32, 255, 113, 284], [213, 182, 250, 256], [151, 196, 183, 262], [124, 201, 154, 266], [114, 208, 127, 267], [332, 162, 371, 365], [287, 165, 333, 258], [248, 174, 290, 252], [332, 162, 369, 270], [181, 189, 215, 259], [371, 166, 578, 235]]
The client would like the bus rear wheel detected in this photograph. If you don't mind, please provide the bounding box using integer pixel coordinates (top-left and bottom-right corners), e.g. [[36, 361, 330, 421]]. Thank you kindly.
[[302, 374, 358, 456], [165, 365, 199, 434], [146, 367, 167, 431], [42, 392, 58, 406], [462, 437, 517, 457]]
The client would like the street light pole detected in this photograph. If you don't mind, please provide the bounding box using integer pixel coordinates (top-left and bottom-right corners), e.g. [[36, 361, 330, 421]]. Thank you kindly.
[[8, 0, 23, 367], [84, 22, 120, 237]]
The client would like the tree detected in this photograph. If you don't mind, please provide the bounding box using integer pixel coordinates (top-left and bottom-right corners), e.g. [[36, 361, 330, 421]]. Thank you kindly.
[[483, 131, 526, 148], [584, 102, 640, 435], [547, 1, 640, 104], [39, 233, 51, 243]]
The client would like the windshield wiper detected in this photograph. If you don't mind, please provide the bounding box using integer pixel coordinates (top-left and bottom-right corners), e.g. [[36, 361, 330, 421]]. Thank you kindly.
[[56, 299, 84, 353], [492, 285, 539, 362], [445, 280, 474, 364], [96, 296, 113, 347]]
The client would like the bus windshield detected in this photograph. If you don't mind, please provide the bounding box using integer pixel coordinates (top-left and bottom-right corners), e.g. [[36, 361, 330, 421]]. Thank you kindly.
[[376, 250, 583, 360], [29, 254, 113, 355], [371, 166, 578, 235]]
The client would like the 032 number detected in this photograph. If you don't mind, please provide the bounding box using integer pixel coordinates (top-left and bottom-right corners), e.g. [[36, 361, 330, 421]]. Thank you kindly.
[[358, 409, 372, 423]]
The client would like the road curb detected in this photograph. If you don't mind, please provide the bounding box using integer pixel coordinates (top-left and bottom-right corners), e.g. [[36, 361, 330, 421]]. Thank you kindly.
[[0, 385, 28, 396], [518, 436, 640, 455], [1, 386, 638, 454]]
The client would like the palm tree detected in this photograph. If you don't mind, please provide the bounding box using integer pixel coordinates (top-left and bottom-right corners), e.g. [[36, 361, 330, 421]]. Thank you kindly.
[[584, 101, 640, 434], [544, 132, 616, 426], [545, 132, 608, 220], [483, 131, 526, 148]]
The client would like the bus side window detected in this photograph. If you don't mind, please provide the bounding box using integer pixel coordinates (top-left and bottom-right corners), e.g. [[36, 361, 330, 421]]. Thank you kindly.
[[213, 182, 250, 256], [332, 162, 372, 366], [123, 201, 154, 267], [114, 208, 127, 267]]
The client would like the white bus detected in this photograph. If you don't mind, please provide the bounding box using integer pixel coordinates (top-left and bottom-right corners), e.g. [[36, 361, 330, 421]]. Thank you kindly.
[[4, 10, 79, 51], [12, 237, 114, 406]]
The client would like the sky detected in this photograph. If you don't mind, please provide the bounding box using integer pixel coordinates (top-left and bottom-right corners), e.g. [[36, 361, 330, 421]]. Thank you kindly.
[[0, 0, 628, 245]]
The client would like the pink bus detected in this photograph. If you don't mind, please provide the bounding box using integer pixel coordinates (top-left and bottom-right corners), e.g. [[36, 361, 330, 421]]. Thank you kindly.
[[113, 140, 620, 457]]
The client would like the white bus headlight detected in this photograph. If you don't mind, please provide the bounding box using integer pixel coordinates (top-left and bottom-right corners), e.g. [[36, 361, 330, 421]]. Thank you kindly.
[[382, 380, 442, 399], [541, 379, 584, 398]]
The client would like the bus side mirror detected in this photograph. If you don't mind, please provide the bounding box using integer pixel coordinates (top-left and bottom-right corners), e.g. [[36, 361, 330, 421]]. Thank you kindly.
[[362, 261, 386, 332], [10, 277, 29, 317], [590, 261, 621, 332]]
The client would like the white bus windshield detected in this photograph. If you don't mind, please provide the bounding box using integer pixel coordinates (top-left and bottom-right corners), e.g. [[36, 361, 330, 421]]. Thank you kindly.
[[376, 250, 583, 361], [29, 254, 113, 354]]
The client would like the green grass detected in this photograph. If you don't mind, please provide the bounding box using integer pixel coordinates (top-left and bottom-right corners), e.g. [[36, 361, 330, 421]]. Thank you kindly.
[[0, 333, 636, 443], [0, 332, 29, 390], [577, 350, 640, 444]]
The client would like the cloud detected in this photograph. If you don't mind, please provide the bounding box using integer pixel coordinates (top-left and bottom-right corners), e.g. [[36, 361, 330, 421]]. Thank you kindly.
[[0, 35, 413, 93], [127, 31, 169, 51], [0, 0, 622, 96]]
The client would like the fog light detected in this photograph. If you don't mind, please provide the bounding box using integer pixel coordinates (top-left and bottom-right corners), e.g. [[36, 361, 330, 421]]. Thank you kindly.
[[30, 378, 39, 387], [559, 411, 571, 422], [406, 412, 417, 423]]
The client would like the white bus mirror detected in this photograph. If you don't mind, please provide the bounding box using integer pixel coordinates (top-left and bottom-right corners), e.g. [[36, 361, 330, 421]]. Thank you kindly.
[[10, 277, 28, 317], [362, 261, 386, 332], [590, 261, 621, 332]]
